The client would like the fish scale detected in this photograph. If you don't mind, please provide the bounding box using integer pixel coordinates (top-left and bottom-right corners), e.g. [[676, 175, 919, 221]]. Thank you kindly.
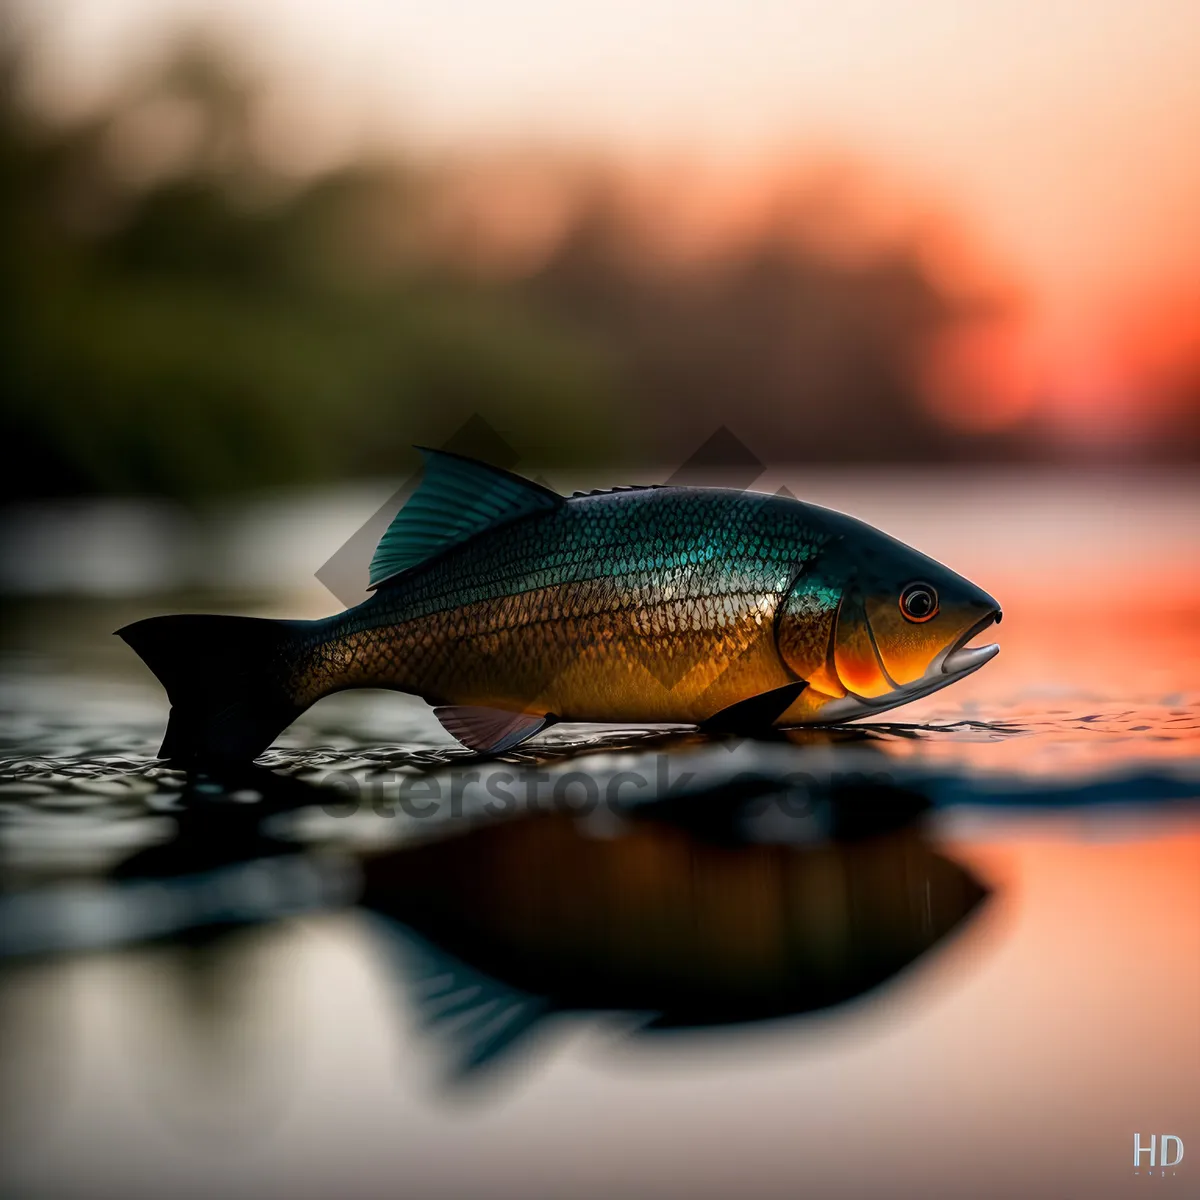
[[359, 487, 819, 623], [292, 488, 822, 720]]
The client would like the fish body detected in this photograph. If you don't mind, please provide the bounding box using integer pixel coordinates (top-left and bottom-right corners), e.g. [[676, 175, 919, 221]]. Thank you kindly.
[[300, 486, 817, 722], [120, 450, 1001, 759]]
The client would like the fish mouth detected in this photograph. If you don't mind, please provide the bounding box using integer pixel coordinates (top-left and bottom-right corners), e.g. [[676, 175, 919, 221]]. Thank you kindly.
[[813, 607, 1001, 723], [936, 610, 1002, 679]]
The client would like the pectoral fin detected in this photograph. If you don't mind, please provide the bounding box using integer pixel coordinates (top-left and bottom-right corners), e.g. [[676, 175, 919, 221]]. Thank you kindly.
[[434, 705, 554, 753], [700, 681, 808, 734]]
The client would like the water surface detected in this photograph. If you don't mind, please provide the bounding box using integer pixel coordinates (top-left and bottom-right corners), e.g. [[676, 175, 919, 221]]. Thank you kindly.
[[1, 470, 1197, 1199]]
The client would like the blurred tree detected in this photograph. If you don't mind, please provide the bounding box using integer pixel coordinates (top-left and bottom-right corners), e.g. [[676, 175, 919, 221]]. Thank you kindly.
[[521, 187, 1000, 465], [0, 12, 1080, 503], [0, 24, 615, 500]]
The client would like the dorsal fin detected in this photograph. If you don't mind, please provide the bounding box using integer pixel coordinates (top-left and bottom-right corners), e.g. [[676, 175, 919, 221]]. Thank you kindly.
[[369, 448, 563, 588], [569, 484, 663, 497]]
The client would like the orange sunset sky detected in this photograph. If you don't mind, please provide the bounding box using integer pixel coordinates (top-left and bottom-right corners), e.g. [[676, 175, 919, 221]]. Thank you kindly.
[[16, 0, 1200, 446]]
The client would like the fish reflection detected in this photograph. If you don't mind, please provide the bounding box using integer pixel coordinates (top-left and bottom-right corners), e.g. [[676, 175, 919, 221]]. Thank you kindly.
[[361, 792, 988, 1080], [0, 756, 991, 1100]]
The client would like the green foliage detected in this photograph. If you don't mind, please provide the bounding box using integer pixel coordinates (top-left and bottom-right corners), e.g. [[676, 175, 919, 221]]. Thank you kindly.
[[0, 36, 617, 500], [0, 26, 1046, 501]]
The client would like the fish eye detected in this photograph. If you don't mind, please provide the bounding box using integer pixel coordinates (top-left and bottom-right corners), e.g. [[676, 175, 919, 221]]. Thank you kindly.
[[899, 582, 938, 623]]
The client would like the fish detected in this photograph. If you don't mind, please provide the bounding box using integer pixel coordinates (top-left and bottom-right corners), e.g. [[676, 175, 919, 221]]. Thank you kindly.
[[360, 797, 989, 1078], [118, 448, 1002, 760]]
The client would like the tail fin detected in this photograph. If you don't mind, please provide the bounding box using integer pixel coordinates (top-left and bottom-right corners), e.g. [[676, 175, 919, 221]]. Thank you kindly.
[[117, 614, 310, 763]]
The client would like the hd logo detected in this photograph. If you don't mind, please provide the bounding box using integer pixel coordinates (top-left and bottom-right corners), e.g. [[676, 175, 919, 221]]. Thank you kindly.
[[1133, 1134, 1185, 1175]]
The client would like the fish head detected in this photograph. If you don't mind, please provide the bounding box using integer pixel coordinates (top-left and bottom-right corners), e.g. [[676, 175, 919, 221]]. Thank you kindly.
[[777, 516, 1002, 720]]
